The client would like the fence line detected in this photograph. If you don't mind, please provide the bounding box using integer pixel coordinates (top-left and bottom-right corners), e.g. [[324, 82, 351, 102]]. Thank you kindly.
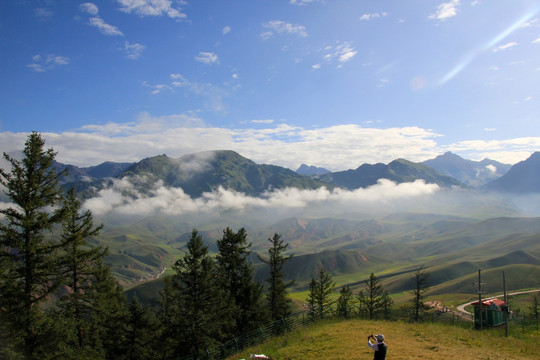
[[178, 307, 538, 360], [178, 310, 319, 360]]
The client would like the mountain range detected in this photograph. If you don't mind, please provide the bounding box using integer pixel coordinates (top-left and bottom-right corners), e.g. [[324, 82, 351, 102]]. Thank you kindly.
[[54, 150, 539, 198], [43, 149, 540, 299]]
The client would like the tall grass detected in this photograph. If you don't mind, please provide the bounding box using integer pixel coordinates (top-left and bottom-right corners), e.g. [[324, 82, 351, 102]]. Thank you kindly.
[[227, 318, 539, 360]]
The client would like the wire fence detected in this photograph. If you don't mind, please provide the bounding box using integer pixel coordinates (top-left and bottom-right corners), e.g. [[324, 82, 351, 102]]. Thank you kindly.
[[178, 310, 319, 360], [177, 307, 538, 360]]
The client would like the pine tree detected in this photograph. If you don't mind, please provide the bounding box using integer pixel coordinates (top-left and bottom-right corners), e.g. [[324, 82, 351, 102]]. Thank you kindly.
[[258, 233, 294, 321], [336, 285, 355, 319], [357, 273, 392, 320], [216, 227, 265, 333], [87, 260, 129, 360], [162, 230, 230, 359], [306, 268, 335, 319], [123, 297, 160, 360], [0, 132, 67, 358], [410, 265, 430, 322], [529, 294, 539, 321], [56, 188, 105, 349]]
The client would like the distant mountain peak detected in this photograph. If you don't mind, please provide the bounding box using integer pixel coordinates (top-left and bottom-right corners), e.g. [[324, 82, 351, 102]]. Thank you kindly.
[[296, 164, 330, 176], [422, 152, 511, 187]]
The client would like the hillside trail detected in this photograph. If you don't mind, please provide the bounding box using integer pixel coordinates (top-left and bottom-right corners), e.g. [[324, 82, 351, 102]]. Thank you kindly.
[[456, 288, 540, 316]]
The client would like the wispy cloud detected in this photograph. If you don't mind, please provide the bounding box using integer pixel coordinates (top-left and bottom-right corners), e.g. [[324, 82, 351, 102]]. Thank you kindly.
[[222, 26, 231, 35], [532, 37, 540, 44], [194, 52, 220, 65], [89, 17, 124, 36], [250, 119, 274, 124], [123, 41, 145, 59], [429, 0, 460, 21], [359, 12, 388, 21], [492, 41, 517, 52], [289, 0, 321, 6], [80, 3, 123, 36], [26, 54, 70, 72], [80, 3, 99, 16], [317, 42, 357, 68], [34, 7, 53, 19], [116, 0, 186, 19], [261, 20, 308, 39]]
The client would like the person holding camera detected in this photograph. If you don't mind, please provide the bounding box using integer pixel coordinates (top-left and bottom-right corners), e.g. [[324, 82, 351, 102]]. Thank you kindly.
[[367, 333, 387, 360]]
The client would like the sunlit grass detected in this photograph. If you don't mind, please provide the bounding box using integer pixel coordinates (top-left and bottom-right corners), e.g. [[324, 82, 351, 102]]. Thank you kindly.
[[227, 319, 539, 360]]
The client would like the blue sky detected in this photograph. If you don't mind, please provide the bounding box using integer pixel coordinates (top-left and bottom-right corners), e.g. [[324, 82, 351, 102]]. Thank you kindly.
[[1, 0, 539, 170]]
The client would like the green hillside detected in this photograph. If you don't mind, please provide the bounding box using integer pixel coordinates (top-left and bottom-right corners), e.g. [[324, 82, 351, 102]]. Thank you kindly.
[[227, 319, 539, 360]]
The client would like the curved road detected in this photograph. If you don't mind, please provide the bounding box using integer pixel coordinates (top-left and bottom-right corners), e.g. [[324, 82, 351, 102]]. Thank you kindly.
[[456, 288, 540, 317]]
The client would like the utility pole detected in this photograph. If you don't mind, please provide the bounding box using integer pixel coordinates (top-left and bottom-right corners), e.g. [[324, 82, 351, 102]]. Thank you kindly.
[[503, 271, 509, 337], [478, 269, 483, 331], [472, 269, 486, 331]]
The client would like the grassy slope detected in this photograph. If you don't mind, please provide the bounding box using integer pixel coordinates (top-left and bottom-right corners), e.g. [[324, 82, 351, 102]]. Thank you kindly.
[[227, 319, 539, 360]]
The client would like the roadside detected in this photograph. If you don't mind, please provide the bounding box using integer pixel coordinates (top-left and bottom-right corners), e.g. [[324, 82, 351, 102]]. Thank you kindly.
[[456, 288, 540, 316]]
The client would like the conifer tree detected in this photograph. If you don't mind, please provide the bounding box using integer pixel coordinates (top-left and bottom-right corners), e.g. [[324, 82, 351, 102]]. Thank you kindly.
[[306, 268, 335, 319], [357, 272, 393, 320], [410, 265, 430, 322], [0, 132, 67, 358], [258, 233, 294, 321], [216, 227, 265, 333], [162, 230, 230, 359], [336, 285, 355, 318], [56, 188, 105, 349], [123, 297, 160, 360]]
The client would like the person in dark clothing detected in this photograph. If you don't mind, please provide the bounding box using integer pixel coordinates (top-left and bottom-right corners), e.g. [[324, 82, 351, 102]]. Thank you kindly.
[[367, 334, 387, 360]]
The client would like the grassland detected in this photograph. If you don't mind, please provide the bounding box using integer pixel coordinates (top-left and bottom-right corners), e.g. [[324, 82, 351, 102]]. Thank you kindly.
[[227, 319, 540, 360]]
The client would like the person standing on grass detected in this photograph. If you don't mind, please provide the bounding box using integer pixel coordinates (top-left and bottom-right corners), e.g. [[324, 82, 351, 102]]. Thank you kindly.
[[367, 334, 387, 360]]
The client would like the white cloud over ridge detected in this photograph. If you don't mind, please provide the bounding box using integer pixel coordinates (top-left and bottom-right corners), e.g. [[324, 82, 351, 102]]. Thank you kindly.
[[82, 175, 440, 221], [1, 112, 537, 171]]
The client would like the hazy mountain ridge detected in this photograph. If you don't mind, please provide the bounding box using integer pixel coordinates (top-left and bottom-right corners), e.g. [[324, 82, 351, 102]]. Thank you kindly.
[[51, 150, 540, 199], [482, 151, 540, 193], [315, 158, 464, 189], [422, 151, 511, 187]]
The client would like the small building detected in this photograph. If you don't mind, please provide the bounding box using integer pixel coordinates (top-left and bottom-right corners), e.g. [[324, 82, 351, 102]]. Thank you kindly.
[[472, 298, 506, 328]]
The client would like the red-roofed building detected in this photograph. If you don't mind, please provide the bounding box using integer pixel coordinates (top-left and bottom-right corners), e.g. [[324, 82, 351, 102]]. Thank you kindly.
[[472, 298, 506, 328]]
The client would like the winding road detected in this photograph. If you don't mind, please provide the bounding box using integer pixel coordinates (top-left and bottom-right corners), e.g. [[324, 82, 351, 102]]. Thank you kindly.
[[456, 288, 540, 317]]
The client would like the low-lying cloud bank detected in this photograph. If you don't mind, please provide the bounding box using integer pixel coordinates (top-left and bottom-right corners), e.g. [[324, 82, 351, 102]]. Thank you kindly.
[[77, 176, 539, 225]]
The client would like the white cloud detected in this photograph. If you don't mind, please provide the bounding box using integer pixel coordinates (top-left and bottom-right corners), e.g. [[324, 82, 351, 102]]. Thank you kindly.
[[116, 0, 186, 19], [318, 42, 357, 67], [250, 119, 274, 124], [89, 17, 124, 36], [261, 20, 308, 38], [26, 54, 70, 72], [195, 52, 219, 65], [359, 12, 388, 21], [222, 26, 231, 35], [80, 3, 99, 15], [123, 41, 145, 59], [289, 0, 321, 6], [485, 164, 497, 174], [82, 175, 440, 221], [429, 0, 460, 21], [532, 37, 540, 44], [1, 115, 538, 172], [492, 42, 517, 52]]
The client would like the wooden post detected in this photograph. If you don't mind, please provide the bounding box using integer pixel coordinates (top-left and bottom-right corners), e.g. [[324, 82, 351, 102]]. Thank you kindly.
[[503, 271, 509, 337], [478, 269, 483, 331]]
